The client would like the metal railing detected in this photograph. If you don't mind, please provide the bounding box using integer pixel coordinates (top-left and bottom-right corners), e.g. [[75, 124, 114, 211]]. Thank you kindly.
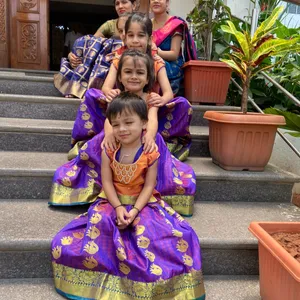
[[230, 75, 300, 159]]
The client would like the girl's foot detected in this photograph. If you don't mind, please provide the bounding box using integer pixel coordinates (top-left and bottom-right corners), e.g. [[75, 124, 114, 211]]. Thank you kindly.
[[65, 94, 75, 98]]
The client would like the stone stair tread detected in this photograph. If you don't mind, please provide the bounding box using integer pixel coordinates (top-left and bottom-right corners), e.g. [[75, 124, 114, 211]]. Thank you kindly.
[[0, 93, 79, 104], [0, 151, 298, 183], [0, 199, 298, 251], [0, 117, 73, 134], [0, 117, 208, 138], [0, 73, 54, 83], [192, 105, 241, 112], [0, 275, 260, 299], [0, 68, 56, 76]]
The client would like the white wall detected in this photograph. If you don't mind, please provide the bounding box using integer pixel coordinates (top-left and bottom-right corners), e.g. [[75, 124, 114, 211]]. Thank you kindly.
[[169, 0, 255, 21], [224, 0, 254, 21], [169, 0, 196, 20]]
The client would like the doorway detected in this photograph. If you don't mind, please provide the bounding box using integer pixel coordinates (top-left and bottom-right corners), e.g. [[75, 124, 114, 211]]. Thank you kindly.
[[49, 1, 116, 70]]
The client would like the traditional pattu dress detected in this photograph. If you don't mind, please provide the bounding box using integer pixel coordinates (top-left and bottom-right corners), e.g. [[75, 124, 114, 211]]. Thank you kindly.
[[51, 147, 205, 300], [50, 94, 195, 216]]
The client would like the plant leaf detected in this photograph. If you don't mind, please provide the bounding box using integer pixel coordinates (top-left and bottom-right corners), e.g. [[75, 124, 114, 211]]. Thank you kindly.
[[221, 21, 250, 59], [252, 6, 284, 44], [264, 107, 300, 134]]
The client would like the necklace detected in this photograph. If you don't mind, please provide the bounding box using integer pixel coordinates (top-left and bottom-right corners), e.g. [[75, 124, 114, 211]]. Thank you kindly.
[[119, 145, 141, 163]]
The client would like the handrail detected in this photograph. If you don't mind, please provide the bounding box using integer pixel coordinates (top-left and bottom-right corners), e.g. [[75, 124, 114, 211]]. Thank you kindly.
[[230, 77, 300, 159], [261, 71, 300, 107]]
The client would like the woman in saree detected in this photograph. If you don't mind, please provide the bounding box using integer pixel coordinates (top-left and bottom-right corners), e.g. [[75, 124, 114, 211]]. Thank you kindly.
[[150, 0, 197, 95], [54, 0, 137, 98]]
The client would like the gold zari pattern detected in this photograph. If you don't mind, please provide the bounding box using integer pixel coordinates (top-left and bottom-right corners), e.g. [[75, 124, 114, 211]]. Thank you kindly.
[[52, 262, 205, 300]]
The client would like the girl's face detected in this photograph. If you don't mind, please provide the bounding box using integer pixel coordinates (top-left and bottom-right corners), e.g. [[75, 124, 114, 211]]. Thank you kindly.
[[117, 17, 128, 41], [125, 22, 151, 53], [115, 0, 136, 16], [150, 0, 169, 14], [111, 110, 146, 146], [119, 57, 148, 94]]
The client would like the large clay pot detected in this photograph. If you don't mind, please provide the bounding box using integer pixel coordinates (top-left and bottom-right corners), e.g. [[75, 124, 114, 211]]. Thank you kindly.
[[182, 60, 231, 104], [204, 111, 286, 171], [249, 222, 300, 300]]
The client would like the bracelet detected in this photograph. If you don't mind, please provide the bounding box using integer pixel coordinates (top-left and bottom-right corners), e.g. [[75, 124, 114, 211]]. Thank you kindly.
[[132, 206, 140, 213], [114, 204, 123, 209]]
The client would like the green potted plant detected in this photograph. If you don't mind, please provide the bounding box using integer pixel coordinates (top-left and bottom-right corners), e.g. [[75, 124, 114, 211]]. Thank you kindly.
[[204, 6, 300, 171], [183, 0, 232, 104], [249, 222, 300, 300]]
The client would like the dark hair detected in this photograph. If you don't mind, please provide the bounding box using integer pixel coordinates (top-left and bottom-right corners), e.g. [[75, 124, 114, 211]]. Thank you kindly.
[[116, 13, 132, 30], [106, 91, 148, 124], [116, 49, 154, 92], [113, 0, 136, 4], [125, 12, 152, 56]]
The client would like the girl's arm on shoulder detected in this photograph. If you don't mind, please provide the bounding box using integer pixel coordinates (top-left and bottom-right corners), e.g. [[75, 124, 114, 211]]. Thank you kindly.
[[102, 64, 120, 101], [101, 119, 117, 151], [157, 67, 173, 103], [101, 150, 121, 208], [146, 106, 159, 138], [143, 106, 158, 153], [157, 35, 183, 61]]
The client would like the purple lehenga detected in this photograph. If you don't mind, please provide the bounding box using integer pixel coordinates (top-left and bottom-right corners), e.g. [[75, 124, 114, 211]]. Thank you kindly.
[[50, 88, 196, 216], [51, 148, 205, 299]]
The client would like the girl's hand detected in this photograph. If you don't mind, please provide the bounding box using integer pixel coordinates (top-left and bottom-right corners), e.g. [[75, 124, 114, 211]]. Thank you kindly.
[[147, 92, 167, 107], [105, 89, 121, 102], [101, 133, 117, 151], [68, 52, 82, 69], [115, 206, 130, 230], [127, 208, 139, 224], [142, 132, 157, 153]]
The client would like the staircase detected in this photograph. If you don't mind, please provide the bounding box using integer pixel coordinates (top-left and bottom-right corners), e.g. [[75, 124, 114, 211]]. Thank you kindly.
[[0, 69, 300, 300]]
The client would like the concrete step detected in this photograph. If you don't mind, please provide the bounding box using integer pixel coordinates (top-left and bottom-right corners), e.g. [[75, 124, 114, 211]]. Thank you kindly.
[[191, 105, 241, 126], [0, 94, 79, 120], [0, 117, 209, 156], [0, 151, 298, 202], [0, 275, 260, 299], [0, 68, 56, 77], [0, 199, 299, 279], [0, 73, 61, 97], [0, 92, 238, 124]]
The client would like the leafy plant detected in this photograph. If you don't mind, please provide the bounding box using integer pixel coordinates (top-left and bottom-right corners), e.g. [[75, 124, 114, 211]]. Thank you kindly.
[[220, 6, 300, 113], [187, 0, 231, 60], [264, 107, 300, 137]]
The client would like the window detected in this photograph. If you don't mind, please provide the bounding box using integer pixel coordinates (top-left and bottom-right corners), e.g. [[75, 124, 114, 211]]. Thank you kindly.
[[287, 4, 300, 14]]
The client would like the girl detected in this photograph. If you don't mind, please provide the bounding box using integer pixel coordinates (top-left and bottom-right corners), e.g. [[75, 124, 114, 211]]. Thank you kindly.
[[74, 13, 193, 160], [150, 0, 197, 95], [50, 50, 196, 217], [51, 92, 206, 300]]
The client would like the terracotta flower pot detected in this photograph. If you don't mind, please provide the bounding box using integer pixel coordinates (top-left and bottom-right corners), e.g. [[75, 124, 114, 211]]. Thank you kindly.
[[182, 60, 231, 104], [249, 222, 300, 300], [203, 111, 286, 171]]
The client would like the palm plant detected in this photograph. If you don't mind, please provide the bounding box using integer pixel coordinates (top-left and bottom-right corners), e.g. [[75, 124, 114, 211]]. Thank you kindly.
[[220, 6, 300, 113]]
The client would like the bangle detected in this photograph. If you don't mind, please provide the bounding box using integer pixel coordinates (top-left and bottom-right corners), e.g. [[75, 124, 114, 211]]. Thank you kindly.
[[133, 206, 140, 213], [114, 204, 122, 209]]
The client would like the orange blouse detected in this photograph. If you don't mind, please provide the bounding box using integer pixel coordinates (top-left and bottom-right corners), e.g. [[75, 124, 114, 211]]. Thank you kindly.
[[105, 147, 160, 198]]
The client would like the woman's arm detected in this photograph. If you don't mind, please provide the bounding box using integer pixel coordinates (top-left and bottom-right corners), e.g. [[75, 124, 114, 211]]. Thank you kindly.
[[127, 160, 158, 222], [94, 20, 113, 38], [157, 34, 183, 61]]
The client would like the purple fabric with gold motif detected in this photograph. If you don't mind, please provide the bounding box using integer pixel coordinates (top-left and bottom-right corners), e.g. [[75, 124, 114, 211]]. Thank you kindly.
[[51, 149, 205, 299], [49, 88, 196, 216]]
